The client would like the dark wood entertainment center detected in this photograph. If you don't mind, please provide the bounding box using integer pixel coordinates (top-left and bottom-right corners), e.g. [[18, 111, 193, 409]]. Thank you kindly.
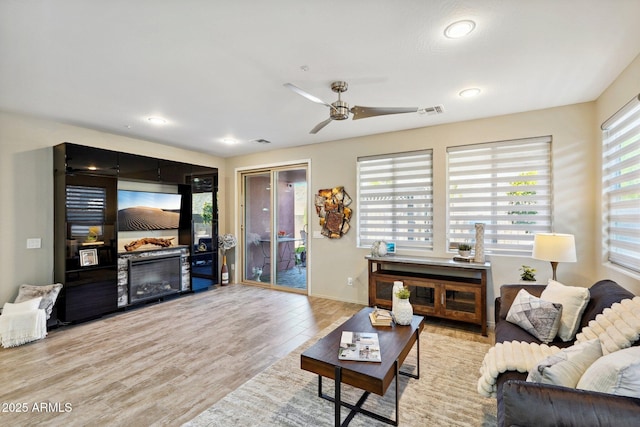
[[54, 143, 218, 323], [367, 255, 490, 336]]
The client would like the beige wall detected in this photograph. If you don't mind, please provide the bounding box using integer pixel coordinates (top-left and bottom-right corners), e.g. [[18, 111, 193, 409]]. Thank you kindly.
[[227, 55, 640, 325], [0, 111, 225, 305], [226, 104, 600, 321], [1, 54, 638, 327]]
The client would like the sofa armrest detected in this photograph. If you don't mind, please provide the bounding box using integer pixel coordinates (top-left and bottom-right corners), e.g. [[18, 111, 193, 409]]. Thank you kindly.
[[502, 380, 640, 427]]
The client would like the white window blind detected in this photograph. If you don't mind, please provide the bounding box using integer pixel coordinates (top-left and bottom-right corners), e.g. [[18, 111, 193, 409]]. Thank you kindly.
[[602, 94, 640, 273], [66, 185, 106, 238], [358, 150, 433, 250], [448, 136, 552, 255]]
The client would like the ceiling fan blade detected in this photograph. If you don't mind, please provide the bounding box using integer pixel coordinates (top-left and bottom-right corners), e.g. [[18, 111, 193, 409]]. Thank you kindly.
[[350, 106, 418, 120], [310, 118, 333, 134], [284, 83, 333, 109]]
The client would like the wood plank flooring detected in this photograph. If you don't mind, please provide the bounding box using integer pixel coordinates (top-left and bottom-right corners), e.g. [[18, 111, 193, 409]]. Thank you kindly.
[[0, 284, 492, 426]]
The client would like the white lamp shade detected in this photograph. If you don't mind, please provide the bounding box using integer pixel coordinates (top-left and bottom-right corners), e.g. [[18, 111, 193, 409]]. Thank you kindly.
[[532, 233, 577, 262]]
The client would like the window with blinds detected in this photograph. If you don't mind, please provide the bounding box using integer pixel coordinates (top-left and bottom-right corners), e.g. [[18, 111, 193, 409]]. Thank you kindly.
[[447, 136, 552, 255], [66, 185, 106, 238], [357, 150, 433, 251], [602, 94, 640, 273]]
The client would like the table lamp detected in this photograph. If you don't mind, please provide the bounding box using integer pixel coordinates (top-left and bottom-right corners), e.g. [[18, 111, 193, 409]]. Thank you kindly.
[[532, 233, 577, 281]]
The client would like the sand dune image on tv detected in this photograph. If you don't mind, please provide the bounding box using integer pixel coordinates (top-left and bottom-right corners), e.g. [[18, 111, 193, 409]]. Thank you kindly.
[[118, 206, 180, 231]]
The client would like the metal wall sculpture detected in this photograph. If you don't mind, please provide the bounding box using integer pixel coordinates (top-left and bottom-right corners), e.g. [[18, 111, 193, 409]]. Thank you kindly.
[[315, 186, 352, 238]]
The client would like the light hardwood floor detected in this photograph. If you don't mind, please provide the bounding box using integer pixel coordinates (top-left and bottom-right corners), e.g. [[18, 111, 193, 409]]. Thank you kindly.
[[0, 284, 492, 426]]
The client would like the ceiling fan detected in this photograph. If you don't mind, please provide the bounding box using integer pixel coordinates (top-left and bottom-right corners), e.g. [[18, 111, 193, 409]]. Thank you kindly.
[[284, 81, 444, 134]]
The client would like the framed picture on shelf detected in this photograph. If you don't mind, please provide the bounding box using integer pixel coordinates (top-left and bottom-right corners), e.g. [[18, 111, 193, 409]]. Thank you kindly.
[[386, 241, 396, 254], [79, 248, 98, 267]]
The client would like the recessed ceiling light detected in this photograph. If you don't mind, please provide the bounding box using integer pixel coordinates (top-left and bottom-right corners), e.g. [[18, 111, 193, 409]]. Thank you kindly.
[[444, 20, 476, 39], [459, 88, 481, 98], [147, 117, 167, 125], [222, 138, 237, 144]]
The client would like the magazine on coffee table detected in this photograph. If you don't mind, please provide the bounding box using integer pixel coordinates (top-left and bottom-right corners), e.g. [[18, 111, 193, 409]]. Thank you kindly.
[[338, 331, 381, 362]]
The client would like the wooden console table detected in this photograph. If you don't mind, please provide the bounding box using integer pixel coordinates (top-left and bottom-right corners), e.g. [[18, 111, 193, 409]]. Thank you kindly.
[[367, 255, 491, 336]]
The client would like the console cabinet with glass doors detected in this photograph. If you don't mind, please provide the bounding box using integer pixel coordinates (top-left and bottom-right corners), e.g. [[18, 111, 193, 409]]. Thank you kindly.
[[367, 255, 489, 336]]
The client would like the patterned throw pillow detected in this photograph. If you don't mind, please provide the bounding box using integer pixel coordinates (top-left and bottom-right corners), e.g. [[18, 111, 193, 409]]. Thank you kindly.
[[506, 289, 563, 343], [14, 283, 63, 320]]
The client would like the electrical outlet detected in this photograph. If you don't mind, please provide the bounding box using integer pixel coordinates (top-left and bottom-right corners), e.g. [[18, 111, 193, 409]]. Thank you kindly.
[[231, 263, 235, 271], [347, 277, 353, 286]]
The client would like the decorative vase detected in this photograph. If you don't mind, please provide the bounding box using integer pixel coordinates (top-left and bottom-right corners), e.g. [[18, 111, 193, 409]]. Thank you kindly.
[[458, 250, 471, 257], [221, 254, 229, 285], [392, 281, 403, 315], [474, 223, 485, 263], [371, 241, 387, 257], [394, 298, 413, 325]]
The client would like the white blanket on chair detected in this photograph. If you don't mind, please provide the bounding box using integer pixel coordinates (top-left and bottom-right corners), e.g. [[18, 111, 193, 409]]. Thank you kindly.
[[0, 309, 47, 348], [477, 296, 640, 398]]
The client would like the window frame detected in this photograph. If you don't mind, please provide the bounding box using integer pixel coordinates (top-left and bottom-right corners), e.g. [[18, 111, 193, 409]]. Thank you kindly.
[[447, 136, 553, 256], [601, 93, 640, 274], [357, 149, 434, 252]]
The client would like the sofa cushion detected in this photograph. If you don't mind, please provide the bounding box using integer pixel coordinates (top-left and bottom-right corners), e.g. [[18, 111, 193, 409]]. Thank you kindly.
[[577, 346, 640, 398], [506, 289, 563, 343], [14, 283, 63, 320], [540, 280, 590, 342], [526, 339, 602, 387]]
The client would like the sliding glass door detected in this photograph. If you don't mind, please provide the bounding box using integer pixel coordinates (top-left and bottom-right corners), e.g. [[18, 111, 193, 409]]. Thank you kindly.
[[242, 165, 307, 292]]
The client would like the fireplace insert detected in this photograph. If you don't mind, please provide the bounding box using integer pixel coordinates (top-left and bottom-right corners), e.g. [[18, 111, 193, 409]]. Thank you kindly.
[[128, 254, 181, 304]]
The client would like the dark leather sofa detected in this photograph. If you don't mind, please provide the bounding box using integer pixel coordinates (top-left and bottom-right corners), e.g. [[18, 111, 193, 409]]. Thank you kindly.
[[494, 279, 640, 427]]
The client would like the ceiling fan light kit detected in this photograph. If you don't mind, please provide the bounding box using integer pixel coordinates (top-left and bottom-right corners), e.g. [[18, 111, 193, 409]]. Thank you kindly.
[[285, 80, 441, 134]]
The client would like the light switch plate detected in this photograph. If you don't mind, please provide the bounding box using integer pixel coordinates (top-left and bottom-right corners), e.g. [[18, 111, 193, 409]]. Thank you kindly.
[[27, 238, 41, 249]]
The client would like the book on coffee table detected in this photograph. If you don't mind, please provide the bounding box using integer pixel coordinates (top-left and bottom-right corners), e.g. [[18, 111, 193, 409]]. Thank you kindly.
[[338, 331, 381, 362], [369, 307, 393, 326]]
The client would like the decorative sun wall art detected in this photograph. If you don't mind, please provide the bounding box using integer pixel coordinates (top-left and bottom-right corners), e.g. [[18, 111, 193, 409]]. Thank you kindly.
[[315, 186, 352, 239]]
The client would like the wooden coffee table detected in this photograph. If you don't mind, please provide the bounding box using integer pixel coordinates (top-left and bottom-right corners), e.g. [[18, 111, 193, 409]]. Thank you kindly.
[[300, 307, 424, 426]]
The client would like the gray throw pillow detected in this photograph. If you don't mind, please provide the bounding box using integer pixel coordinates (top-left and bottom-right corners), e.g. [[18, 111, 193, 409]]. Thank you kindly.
[[14, 283, 63, 320], [506, 288, 563, 343], [527, 339, 602, 387]]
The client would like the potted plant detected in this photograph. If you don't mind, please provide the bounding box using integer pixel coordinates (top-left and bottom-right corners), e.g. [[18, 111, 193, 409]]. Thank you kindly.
[[458, 242, 473, 257], [394, 286, 413, 325], [519, 265, 536, 282]]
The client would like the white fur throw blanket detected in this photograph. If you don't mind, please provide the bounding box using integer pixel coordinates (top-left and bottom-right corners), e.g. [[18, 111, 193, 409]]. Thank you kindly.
[[0, 309, 47, 348], [477, 296, 640, 397]]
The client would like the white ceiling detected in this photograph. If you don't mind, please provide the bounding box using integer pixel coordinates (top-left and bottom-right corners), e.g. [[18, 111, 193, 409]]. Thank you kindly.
[[2, 1, 640, 158]]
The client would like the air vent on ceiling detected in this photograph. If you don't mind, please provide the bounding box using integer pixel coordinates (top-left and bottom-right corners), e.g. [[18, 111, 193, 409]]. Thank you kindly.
[[418, 105, 445, 116], [253, 138, 271, 144]]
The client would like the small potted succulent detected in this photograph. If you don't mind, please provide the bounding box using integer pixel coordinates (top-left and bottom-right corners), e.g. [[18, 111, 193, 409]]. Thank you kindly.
[[394, 286, 413, 325], [458, 242, 473, 257], [519, 265, 536, 282]]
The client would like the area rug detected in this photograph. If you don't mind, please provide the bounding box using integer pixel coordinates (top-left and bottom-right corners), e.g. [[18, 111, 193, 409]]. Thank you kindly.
[[185, 321, 496, 427]]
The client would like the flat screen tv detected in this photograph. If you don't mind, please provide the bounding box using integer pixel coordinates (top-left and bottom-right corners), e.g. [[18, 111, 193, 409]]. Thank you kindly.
[[118, 190, 182, 231]]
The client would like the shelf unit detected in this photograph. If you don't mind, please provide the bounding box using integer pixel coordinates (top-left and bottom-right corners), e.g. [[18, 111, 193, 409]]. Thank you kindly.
[[367, 255, 490, 336], [54, 142, 218, 323]]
